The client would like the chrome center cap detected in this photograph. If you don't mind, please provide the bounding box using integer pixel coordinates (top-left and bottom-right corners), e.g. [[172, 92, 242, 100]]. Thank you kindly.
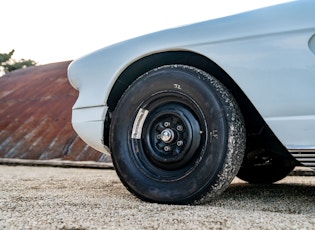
[[160, 128, 174, 143]]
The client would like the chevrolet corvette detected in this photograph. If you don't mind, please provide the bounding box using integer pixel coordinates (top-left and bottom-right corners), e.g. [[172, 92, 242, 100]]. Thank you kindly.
[[68, 0, 315, 204]]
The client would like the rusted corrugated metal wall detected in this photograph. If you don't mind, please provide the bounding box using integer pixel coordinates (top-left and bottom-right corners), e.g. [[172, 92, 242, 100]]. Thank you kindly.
[[0, 61, 111, 162]]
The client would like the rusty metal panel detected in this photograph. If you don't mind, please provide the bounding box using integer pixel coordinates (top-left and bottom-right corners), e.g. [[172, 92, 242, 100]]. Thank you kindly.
[[0, 61, 111, 162]]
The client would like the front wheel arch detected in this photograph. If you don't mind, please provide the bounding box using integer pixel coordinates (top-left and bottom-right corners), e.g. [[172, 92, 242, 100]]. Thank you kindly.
[[107, 51, 238, 111], [105, 50, 246, 147]]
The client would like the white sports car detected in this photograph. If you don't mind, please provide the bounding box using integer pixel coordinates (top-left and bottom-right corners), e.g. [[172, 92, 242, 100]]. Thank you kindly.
[[68, 0, 315, 204]]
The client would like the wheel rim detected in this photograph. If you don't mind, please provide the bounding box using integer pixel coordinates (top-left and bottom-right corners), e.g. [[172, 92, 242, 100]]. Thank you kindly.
[[144, 104, 201, 170], [130, 91, 206, 179]]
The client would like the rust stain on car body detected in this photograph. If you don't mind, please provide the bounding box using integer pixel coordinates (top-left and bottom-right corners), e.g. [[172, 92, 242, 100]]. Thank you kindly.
[[0, 61, 111, 162]]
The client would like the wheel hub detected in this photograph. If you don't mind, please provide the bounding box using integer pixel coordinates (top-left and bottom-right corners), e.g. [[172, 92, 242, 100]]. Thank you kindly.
[[160, 128, 175, 143], [143, 104, 201, 170]]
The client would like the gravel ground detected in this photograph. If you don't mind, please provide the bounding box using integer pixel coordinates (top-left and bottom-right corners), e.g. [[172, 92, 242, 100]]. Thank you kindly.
[[0, 165, 314, 229]]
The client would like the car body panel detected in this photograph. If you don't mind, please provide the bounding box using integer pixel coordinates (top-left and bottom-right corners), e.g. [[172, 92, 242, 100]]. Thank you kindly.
[[68, 0, 315, 156], [71, 106, 107, 153]]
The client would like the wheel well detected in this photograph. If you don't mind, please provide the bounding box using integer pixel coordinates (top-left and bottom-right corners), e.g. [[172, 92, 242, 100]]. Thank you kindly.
[[105, 51, 292, 160], [107, 51, 239, 110]]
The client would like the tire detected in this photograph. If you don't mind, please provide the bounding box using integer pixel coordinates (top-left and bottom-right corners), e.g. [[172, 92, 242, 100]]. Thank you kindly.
[[237, 149, 295, 184], [110, 65, 245, 204]]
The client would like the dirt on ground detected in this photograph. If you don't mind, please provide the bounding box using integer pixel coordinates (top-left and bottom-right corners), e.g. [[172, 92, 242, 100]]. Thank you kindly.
[[0, 165, 314, 229]]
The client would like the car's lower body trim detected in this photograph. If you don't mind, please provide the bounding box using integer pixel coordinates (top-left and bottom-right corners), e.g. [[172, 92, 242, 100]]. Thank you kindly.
[[288, 146, 315, 169], [72, 105, 108, 153]]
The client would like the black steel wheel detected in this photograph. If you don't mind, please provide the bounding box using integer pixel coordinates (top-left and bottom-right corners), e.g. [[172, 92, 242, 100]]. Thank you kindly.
[[110, 65, 245, 204]]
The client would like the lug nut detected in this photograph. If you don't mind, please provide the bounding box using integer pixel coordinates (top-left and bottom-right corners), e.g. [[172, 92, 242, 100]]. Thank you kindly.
[[176, 125, 183, 131], [164, 146, 171, 151], [177, 140, 183, 146], [164, 122, 171, 127]]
